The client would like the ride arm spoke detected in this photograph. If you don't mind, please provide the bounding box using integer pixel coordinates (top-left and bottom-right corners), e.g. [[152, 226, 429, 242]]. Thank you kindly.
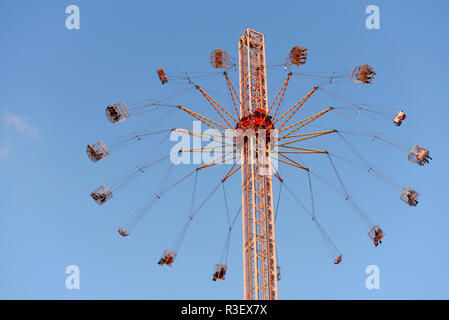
[[278, 129, 337, 145], [224, 72, 242, 120], [195, 85, 238, 128], [182, 146, 236, 153], [279, 107, 334, 136], [273, 86, 318, 129], [172, 129, 235, 147], [278, 150, 327, 155], [270, 72, 292, 120], [177, 105, 229, 131], [222, 163, 242, 182], [198, 150, 237, 170], [277, 145, 327, 153], [270, 160, 284, 183], [173, 128, 234, 144], [273, 153, 309, 171]]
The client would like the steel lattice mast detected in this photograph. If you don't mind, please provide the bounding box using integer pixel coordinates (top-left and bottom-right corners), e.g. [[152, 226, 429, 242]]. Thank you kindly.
[[239, 28, 278, 300]]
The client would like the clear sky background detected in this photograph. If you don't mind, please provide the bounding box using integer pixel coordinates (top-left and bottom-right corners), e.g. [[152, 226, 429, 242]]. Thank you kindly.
[[1, 0, 448, 299]]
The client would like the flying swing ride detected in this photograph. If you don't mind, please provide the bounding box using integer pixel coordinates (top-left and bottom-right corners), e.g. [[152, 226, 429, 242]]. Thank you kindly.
[[86, 28, 431, 299]]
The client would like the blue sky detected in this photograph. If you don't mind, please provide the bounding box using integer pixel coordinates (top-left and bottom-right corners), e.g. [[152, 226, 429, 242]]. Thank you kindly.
[[1, 0, 448, 299]]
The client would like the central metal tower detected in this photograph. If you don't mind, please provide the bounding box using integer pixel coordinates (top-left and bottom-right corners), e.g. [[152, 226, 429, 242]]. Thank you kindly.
[[239, 28, 278, 300]]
